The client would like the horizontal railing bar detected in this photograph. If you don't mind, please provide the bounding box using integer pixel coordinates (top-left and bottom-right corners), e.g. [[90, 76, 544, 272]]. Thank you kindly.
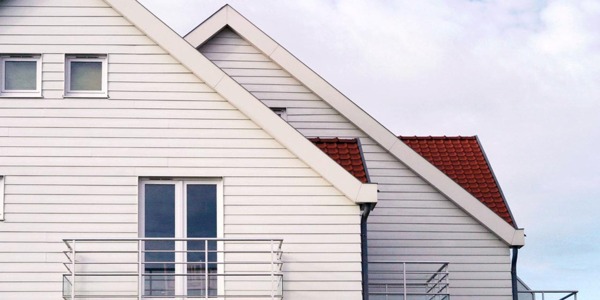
[[67, 294, 283, 299], [369, 271, 449, 275], [64, 238, 283, 243], [63, 250, 283, 254], [369, 292, 450, 296], [63, 272, 284, 277], [369, 284, 449, 287], [66, 261, 283, 266], [518, 290, 579, 293], [370, 261, 449, 264]]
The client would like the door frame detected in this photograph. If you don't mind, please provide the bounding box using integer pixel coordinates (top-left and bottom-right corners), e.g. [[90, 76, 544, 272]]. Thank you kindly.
[[138, 178, 224, 297]]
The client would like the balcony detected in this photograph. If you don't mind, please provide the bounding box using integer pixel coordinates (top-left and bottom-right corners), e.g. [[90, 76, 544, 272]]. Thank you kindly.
[[369, 261, 450, 300], [62, 238, 283, 300]]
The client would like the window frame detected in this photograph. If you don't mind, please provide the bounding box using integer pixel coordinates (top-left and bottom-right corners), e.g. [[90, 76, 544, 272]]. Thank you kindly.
[[138, 178, 224, 297], [0, 54, 42, 98], [64, 54, 108, 98], [271, 107, 288, 121]]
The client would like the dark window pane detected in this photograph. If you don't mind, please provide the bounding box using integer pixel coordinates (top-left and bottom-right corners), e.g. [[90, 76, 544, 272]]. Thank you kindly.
[[187, 184, 217, 238], [5, 61, 37, 90], [70, 61, 102, 91], [186, 184, 217, 296], [144, 184, 176, 296], [144, 184, 175, 238]]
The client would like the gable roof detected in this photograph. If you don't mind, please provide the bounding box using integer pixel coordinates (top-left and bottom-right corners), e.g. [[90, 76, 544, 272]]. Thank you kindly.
[[309, 138, 369, 184], [400, 136, 516, 226], [184, 5, 524, 246], [102, 0, 377, 204]]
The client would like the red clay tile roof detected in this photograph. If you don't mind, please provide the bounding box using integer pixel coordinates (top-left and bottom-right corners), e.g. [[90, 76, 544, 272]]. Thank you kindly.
[[399, 136, 515, 226], [309, 138, 369, 183]]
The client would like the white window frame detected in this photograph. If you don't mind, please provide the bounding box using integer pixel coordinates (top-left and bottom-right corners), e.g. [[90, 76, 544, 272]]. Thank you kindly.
[[271, 107, 288, 121], [0, 176, 4, 221], [64, 54, 108, 98], [138, 178, 224, 298], [0, 54, 42, 98]]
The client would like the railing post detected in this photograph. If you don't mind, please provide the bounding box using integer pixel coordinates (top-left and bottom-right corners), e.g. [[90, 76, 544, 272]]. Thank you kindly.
[[71, 240, 76, 300], [445, 263, 449, 299], [403, 262, 407, 300], [270, 240, 275, 300], [385, 284, 389, 300], [138, 239, 143, 300], [205, 239, 209, 300]]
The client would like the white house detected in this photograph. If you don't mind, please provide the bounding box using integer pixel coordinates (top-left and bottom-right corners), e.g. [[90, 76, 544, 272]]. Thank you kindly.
[[1, 1, 575, 300]]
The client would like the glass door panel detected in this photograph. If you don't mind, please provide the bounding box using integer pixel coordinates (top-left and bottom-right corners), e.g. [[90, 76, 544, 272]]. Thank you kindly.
[[143, 184, 176, 297], [186, 184, 217, 296]]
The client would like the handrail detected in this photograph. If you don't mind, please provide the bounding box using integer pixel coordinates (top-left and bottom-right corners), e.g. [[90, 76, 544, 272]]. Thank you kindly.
[[518, 290, 578, 300], [62, 238, 284, 300]]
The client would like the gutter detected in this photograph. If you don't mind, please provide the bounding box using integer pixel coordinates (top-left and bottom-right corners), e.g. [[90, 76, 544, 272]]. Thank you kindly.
[[360, 202, 376, 300], [511, 246, 519, 300]]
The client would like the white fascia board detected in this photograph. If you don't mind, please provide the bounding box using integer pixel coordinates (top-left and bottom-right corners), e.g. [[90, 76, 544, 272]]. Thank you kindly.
[[103, 0, 376, 205], [184, 5, 524, 246]]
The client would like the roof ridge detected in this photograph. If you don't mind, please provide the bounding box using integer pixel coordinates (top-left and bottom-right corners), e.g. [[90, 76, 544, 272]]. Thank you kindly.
[[399, 136, 477, 140], [309, 137, 359, 143]]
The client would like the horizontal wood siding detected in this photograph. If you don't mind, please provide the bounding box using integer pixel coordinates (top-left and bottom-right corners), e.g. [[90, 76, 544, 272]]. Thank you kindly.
[[0, 2, 362, 300], [200, 27, 513, 300]]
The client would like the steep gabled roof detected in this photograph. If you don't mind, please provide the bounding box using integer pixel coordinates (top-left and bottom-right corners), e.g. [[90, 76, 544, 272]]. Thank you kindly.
[[102, 0, 377, 204], [309, 138, 369, 184], [185, 5, 524, 246], [400, 136, 516, 226]]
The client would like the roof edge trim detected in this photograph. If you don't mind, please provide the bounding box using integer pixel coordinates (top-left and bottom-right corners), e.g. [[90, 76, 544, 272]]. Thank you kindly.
[[103, 0, 376, 205], [185, 4, 524, 246], [475, 136, 518, 228]]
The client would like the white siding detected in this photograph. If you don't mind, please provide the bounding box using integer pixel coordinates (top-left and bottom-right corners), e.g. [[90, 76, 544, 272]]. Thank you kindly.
[[200, 27, 514, 300], [0, 2, 362, 300]]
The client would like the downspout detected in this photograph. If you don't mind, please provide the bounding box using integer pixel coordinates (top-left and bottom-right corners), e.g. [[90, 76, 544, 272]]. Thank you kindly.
[[511, 246, 519, 300], [360, 203, 375, 300]]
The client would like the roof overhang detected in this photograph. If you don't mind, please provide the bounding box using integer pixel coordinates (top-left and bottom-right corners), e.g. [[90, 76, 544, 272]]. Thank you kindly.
[[103, 0, 377, 205], [185, 5, 524, 246]]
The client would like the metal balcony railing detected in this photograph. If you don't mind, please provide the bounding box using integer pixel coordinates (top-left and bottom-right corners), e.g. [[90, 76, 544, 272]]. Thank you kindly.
[[62, 238, 283, 300], [518, 290, 578, 300], [369, 261, 450, 300]]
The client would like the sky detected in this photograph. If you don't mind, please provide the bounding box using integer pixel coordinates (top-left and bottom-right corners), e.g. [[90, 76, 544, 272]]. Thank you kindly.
[[139, 0, 599, 298]]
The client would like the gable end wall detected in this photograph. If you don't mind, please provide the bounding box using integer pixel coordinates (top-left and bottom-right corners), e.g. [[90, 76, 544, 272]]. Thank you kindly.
[[200, 27, 513, 300], [0, 1, 363, 299]]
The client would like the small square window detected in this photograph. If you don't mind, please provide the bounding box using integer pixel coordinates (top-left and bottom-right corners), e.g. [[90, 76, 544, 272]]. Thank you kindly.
[[271, 107, 287, 121], [65, 55, 107, 97], [0, 55, 42, 97]]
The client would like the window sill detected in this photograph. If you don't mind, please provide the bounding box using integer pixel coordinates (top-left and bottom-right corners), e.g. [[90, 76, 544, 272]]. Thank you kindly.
[[0, 93, 42, 98], [63, 94, 109, 99]]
